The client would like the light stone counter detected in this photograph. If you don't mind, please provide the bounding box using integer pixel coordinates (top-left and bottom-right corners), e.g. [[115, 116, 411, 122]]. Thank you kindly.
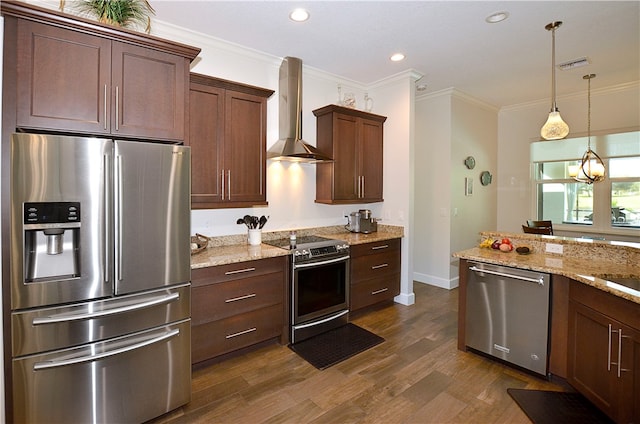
[[453, 231, 640, 304], [190, 243, 290, 270], [191, 224, 404, 269]]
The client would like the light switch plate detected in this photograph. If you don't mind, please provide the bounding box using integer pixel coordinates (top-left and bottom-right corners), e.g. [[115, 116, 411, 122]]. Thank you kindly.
[[545, 243, 563, 254]]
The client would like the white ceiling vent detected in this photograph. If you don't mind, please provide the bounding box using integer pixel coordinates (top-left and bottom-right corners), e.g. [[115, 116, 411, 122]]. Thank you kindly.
[[558, 57, 591, 71]]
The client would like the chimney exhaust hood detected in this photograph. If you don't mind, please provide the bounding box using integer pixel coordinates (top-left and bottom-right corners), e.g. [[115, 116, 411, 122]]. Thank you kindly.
[[267, 56, 333, 163]]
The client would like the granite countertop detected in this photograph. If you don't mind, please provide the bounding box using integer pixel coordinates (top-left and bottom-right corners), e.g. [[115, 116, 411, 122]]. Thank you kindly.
[[191, 224, 404, 270], [453, 232, 640, 305]]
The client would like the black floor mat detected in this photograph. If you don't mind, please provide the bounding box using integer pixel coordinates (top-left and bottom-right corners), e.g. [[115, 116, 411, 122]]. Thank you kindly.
[[289, 323, 384, 370], [507, 389, 614, 424]]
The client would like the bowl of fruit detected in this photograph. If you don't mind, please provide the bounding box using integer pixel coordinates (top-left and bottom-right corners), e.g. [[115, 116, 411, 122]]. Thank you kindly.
[[479, 237, 513, 252]]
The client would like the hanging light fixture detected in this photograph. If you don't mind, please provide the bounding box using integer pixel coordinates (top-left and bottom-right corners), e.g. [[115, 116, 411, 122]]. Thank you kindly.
[[540, 21, 570, 140], [568, 74, 605, 184]]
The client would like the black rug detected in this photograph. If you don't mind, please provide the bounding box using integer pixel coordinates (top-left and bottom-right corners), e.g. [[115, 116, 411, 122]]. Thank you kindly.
[[290, 323, 384, 370], [507, 389, 614, 424]]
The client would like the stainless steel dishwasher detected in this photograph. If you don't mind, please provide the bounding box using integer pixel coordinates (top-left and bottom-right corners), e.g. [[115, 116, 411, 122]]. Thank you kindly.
[[465, 261, 551, 376]]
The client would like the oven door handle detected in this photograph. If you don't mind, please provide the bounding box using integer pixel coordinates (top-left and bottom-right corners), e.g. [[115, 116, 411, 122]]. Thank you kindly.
[[292, 310, 349, 330], [33, 328, 180, 370], [32, 292, 180, 325], [294, 255, 350, 269]]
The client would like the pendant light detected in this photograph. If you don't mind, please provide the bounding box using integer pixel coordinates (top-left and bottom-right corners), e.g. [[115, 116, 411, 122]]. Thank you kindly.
[[540, 21, 570, 140], [568, 74, 605, 184]]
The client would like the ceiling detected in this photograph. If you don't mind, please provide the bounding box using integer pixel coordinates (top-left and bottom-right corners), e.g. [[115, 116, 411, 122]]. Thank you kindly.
[[150, 1, 639, 108]]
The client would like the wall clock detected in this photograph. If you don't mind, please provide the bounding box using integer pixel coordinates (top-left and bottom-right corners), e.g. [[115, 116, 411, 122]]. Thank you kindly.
[[480, 171, 492, 186], [464, 156, 476, 169]]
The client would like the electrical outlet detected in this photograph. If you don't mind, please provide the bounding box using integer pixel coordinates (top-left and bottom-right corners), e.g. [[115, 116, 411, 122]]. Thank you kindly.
[[545, 243, 563, 254]]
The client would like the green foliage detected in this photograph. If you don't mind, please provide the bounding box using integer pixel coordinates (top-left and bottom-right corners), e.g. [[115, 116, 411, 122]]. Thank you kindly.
[[60, 0, 155, 32]]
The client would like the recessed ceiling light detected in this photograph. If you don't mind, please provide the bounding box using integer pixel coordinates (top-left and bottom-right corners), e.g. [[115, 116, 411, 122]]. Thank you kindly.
[[390, 53, 405, 62], [485, 11, 509, 24], [289, 8, 310, 22]]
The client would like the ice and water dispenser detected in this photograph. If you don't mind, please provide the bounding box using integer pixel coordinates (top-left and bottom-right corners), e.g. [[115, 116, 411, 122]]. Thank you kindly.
[[23, 202, 81, 281]]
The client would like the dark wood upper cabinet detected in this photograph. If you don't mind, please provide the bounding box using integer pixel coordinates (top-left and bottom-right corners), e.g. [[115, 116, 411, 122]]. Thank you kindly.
[[313, 104, 386, 204], [188, 73, 274, 209], [5, 1, 200, 142]]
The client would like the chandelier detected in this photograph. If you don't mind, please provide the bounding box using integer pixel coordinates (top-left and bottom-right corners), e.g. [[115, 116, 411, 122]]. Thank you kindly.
[[540, 21, 570, 140], [568, 74, 605, 184]]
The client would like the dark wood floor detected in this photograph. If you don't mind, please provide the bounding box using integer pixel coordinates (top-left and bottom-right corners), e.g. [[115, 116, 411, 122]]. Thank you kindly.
[[149, 283, 565, 424]]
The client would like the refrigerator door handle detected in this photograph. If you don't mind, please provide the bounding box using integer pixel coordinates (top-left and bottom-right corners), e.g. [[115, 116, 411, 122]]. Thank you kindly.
[[32, 292, 180, 325], [103, 153, 110, 284], [115, 154, 123, 282], [33, 328, 180, 370]]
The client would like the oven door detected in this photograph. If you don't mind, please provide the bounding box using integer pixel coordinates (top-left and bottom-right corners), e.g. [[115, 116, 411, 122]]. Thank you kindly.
[[291, 254, 350, 343]]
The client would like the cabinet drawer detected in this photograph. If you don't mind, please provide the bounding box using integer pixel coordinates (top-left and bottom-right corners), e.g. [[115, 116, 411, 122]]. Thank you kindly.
[[350, 238, 400, 257], [192, 256, 286, 287], [192, 304, 283, 363], [192, 271, 284, 325], [351, 249, 401, 283], [570, 280, 640, 331], [351, 275, 400, 311]]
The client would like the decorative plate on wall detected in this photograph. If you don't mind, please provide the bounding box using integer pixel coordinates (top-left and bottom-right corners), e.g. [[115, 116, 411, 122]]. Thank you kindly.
[[480, 171, 492, 186], [464, 156, 476, 169]]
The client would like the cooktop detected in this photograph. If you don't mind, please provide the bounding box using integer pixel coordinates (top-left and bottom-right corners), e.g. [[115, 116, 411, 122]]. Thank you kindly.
[[263, 235, 338, 250]]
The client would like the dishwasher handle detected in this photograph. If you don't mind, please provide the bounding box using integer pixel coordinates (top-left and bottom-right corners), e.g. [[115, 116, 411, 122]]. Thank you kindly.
[[469, 265, 545, 285]]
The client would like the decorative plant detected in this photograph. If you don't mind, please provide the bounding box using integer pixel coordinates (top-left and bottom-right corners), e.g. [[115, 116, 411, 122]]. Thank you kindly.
[[59, 0, 156, 33]]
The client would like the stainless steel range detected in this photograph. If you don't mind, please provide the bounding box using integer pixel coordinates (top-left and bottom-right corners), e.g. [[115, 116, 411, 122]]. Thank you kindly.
[[264, 235, 350, 343]]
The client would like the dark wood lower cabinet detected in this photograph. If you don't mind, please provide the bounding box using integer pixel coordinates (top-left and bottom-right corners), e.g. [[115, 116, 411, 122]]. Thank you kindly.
[[191, 256, 287, 365], [568, 281, 640, 424], [350, 238, 401, 312]]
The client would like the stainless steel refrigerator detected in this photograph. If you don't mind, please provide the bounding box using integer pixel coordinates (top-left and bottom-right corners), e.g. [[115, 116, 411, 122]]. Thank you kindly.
[[10, 133, 192, 423]]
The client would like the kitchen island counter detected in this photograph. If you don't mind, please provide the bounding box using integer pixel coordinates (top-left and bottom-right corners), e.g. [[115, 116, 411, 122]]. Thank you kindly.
[[453, 232, 640, 304]]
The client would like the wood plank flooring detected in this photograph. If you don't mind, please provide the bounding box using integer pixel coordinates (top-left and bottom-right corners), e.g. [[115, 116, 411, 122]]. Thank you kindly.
[[148, 283, 565, 424]]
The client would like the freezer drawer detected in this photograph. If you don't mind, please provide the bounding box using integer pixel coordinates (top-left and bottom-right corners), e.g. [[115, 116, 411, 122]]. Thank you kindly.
[[465, 261, 550, 376], [12, 319, 191, 424], [12, 284, 190, 357]]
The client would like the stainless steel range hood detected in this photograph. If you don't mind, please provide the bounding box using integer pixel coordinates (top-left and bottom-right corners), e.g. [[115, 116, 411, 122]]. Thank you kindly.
[[267, 56, 333, 163]]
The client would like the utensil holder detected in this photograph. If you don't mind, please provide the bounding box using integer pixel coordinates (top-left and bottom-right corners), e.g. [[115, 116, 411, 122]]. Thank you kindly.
[[248, 229, 262, 246]]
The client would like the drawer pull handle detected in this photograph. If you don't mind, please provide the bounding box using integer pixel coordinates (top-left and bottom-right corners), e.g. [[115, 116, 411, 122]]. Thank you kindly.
[[371, 288, 388, 295], [225, 293, 256, 303], [225, 267, 256, 275], [226, 327, 257, 339], [371, 245, 389, 250], [371, 263, 389, 270]]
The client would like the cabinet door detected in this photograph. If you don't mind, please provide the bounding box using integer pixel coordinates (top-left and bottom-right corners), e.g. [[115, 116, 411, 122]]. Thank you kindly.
[[16, 20, 111, 133], [188, 83, 224, 207], [359, 118, 384, 202], [618, 323, 640, 424], [568, 300, 620, 420], [333, 113, 359, 201], [112, 42, 186, 141], [224, 90, 267, 205]]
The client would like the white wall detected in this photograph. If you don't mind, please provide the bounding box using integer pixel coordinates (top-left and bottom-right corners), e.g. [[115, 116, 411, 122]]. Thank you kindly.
[[414, 89, 498, 289], [497, 82, 640, 234]]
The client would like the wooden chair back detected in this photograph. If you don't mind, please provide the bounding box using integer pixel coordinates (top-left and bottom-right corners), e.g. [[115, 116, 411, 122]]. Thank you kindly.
[[522, 222, 553, 235]]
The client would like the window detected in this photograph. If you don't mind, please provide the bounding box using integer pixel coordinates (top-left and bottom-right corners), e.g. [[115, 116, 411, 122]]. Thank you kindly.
[[531, 131, 640, 232]]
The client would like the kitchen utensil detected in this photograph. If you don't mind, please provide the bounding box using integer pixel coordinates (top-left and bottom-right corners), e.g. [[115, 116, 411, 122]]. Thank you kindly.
[[243, 215, 252, 228], [258, 215, 268, 229]]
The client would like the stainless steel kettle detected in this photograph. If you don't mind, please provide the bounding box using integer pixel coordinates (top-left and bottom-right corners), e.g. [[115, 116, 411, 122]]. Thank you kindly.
[[346, 211, 361, 232]]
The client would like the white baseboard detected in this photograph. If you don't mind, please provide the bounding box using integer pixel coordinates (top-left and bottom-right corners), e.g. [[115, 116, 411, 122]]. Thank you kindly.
[[413, 272, 459, 290], [394, 291, 415, 306]]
